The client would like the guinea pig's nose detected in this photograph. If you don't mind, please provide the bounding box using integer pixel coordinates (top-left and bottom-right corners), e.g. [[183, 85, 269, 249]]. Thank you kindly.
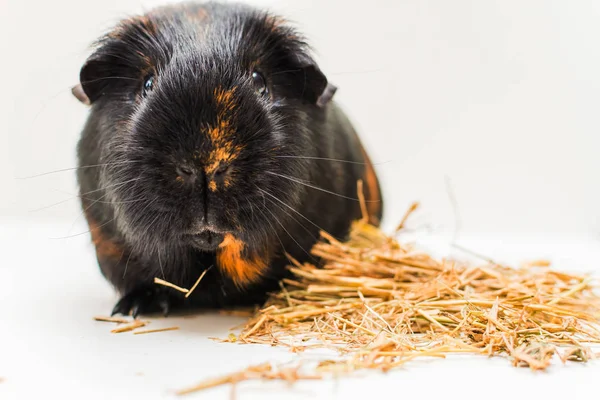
[[176, 165, 197, 183]]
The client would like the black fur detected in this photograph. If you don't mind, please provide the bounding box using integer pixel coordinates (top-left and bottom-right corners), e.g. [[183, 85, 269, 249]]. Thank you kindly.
[[75, 1, 383, 317]]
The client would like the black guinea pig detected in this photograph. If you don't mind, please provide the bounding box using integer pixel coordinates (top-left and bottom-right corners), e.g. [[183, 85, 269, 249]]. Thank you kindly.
[[73, 1, 383, 317]]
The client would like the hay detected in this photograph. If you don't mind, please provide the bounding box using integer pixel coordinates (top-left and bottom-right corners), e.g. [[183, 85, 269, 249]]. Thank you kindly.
[[133, 327, 180, 335], [144, 187, 600, 394], [176, 363, 320, 396], [110, 320, 148, 333], [225, 211, 600, 373], [185, 267, 211, 298], [154, 277, 190, 294], [95, 316, 179, 335], [94, 316, 130, 323], [177, 207, 600, 393]]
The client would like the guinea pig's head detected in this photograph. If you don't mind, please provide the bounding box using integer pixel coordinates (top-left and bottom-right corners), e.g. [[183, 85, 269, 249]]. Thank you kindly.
[[75, 3, 336, 255]]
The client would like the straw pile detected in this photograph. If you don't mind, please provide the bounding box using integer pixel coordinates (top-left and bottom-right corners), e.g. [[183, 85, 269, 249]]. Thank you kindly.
[[224, 208, 600, 373]]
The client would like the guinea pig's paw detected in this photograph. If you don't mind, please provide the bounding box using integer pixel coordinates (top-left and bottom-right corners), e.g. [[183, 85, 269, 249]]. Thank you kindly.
[[111, 286, 175, 318]]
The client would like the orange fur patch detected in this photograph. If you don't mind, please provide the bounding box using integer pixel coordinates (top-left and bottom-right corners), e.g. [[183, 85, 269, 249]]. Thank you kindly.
[[204, 86, 242, 179], [359, 145, 382, 226], [88, 217, 122, 260], [217, 234, 268, 287], [208, 180, 217, 192], [205, 145, 241, 175], [207, 119, 231, 143], [214, 87, 236, 112]]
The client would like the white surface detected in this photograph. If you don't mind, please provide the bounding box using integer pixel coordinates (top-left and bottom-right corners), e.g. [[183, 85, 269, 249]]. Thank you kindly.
[[1, 0, 600, 234], [1, 220, 599, 399]]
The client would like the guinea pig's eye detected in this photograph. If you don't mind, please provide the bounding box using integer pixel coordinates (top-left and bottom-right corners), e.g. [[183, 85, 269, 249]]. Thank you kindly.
[[251, 71, 268, 97], [142, 74, 155, 97]]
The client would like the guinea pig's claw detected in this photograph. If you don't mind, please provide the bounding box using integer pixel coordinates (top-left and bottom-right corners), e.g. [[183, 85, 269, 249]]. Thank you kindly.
[[159, 299, 171, 317], [111, 286, 175, 318], [111, 296, 134, 317], [131, 304, 142, 319]]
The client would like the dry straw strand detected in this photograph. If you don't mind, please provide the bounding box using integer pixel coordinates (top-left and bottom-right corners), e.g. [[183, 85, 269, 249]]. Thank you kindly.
[[94, 316, 130, 324], [154, 277, 189, 294], [111, 320, 147, 333], [185, 267, 212, 298], [133, 327, 180, 335], [176, 363, 320, 396]]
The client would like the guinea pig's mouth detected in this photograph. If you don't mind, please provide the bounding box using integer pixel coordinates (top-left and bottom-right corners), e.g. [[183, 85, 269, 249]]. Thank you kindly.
[[184, 229, 225, 252]]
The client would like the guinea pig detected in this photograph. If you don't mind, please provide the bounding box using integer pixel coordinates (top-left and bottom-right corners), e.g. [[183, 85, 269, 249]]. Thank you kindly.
[[73, 1, 383, 317]]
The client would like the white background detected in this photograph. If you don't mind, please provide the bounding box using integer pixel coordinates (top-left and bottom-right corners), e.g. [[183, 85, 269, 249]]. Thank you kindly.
[[1, 1, 600, 399]]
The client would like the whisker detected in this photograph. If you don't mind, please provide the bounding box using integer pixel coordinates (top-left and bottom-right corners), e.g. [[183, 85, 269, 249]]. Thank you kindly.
[[260, 203, 318, 264], [107, 243, 127, 278], [29, 197, 78, 213], [273, 155, 392, 166], [49, 218, 115, 240], [329, 68, 385, 76], [257, 187, 327, 234], [146, 211, 164, 241], [141, 206, 167, 280], [91, 197, 146, 205], [157, 246, 166, 280], [66, 190, 111, 236], [265, 171, 380, 203], [133, 196, 161, 242], [267, 68, 302, 77], [66, 177, 142, 235], [30, 85, 78, 133], [16, 160, 139, 180], [261, 193, 319, 242], [30, 177, 141, 213], [79, 177, 141, 198], [254, 202, 288, 256], [122, 251, 134, 279], [31, 190, 144, 214], [80, 76, 141, 85]]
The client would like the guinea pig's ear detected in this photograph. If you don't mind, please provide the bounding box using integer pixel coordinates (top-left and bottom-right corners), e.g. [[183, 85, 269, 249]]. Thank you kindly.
[[72, 52, 112, 105], [71, 83, 91, 105], [296, 56, 337, 107], [317, 81, 337, 107]]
